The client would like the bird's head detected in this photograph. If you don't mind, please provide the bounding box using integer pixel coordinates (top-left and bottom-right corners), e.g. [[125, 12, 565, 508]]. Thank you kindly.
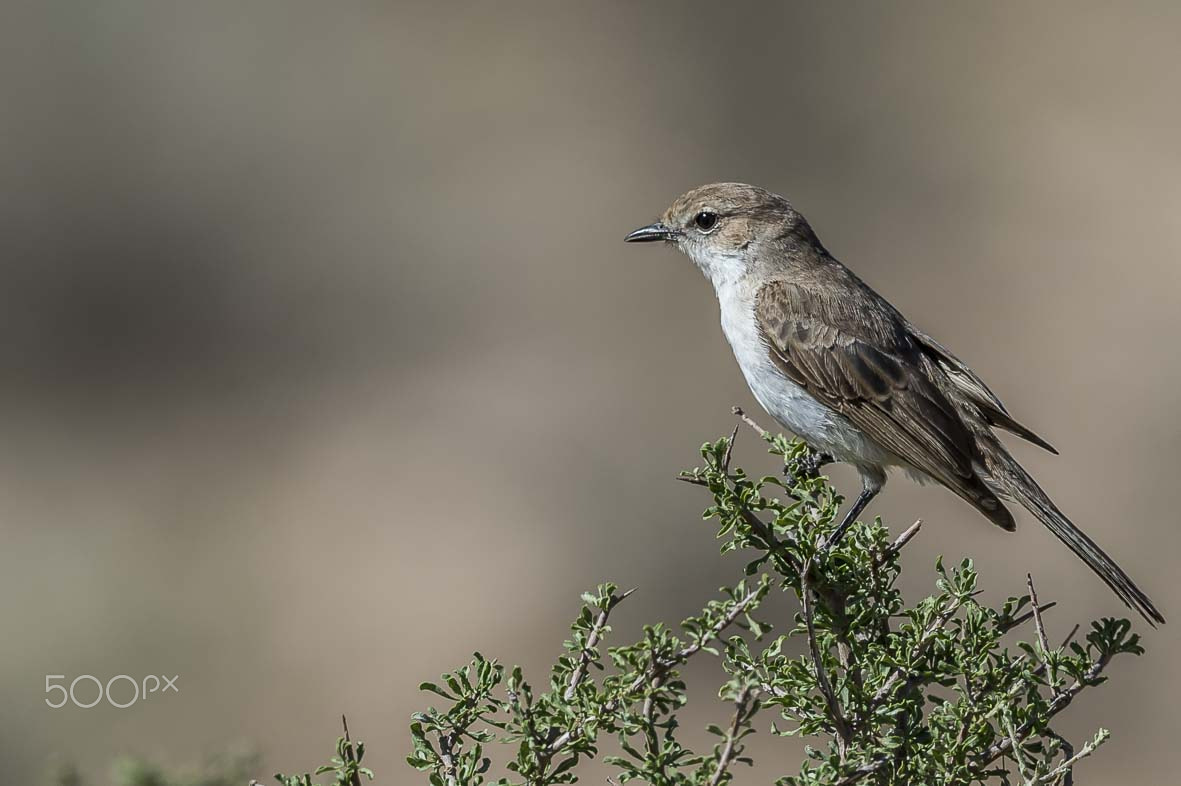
[[625, 182, 814, 286]]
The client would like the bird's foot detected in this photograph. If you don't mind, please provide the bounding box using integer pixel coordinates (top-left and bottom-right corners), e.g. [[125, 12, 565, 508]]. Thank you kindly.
[[805, 451, 834, 478], [786, 450, 834, 485]]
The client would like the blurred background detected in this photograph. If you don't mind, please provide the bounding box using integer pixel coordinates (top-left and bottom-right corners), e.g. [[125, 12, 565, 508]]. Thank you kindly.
[[2, 1, 1179, 783]]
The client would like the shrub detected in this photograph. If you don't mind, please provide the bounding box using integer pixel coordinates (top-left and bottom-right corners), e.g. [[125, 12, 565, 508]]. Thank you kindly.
[[405, 416, 1144, 786]]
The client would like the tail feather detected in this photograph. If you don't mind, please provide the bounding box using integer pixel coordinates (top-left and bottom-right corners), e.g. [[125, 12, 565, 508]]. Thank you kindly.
[[991, 452, 1165, 626]]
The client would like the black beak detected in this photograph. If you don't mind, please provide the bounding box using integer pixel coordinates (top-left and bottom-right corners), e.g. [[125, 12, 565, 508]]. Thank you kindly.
[[624, 222, 677, 243]]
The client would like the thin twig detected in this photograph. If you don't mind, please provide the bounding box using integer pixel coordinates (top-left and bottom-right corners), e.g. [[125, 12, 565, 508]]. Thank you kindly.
[[968, 646, 1105, 769], [887, 520, 923, 556], [1026, 575, 1051, 657], [836, 689, 1108, 786], [801, 560, 853, 758], [833, 608, 1092, 785], [1001, 602, 1058, 634], [1046, 731, 1075, 786], [832, 759, 891, 786], [681, 410, 806, 574], [1000, 624, 1080, 710], [869, 593, 964, 708], [722, 422, 740, 474], [741, 507, 803, 574], [863, 521, 922, 643], [341, 715, 362, 786], [1003, 709, 1033, 781], [732, 406, 770, 439], [1038, 728, 1107, 786], [641, 642, 664, 778], [564, 587, 636, 701], [547, 585, 764, 754], [953, 681, 977, 751], [1026, 574, 1064, 698], [782, 542, 1100, 786], [677, 475, 803, 576], [436, 730, 460, 786], [708, 685, 758, 786], [632, 584, 763, 692], [975, 653, 1113, 769]]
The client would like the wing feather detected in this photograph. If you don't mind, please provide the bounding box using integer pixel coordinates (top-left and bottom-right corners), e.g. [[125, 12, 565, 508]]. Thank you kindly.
[[908, 325, 1058, 454], [755, 280, 1013, 529]]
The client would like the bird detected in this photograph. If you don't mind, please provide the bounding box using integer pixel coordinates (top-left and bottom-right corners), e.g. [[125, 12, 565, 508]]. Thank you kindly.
[[625, 182, 1164, 626]]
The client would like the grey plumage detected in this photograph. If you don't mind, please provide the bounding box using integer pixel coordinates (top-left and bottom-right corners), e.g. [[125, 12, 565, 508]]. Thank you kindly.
[[626, 182, 1164, 626]]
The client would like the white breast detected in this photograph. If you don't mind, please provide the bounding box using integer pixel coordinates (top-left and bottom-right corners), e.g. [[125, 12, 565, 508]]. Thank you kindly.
[[714, 280, 891, 468]]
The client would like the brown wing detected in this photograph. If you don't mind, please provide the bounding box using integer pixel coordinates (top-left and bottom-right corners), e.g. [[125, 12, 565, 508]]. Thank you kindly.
[[908, 325, 1057, 454], [755, 280, 1014, 530]]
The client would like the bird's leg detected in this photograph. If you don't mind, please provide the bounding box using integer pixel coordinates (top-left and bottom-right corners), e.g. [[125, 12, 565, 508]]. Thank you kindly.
[[823, 485, 879, 551]]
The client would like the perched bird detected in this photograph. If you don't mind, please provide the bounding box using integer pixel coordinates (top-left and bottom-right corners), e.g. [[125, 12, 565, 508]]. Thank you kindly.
[[626, 182, 1163, 625]]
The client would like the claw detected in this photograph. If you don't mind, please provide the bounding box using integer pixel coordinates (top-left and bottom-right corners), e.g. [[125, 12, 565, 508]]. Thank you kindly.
[[794, 450, 835, 480]]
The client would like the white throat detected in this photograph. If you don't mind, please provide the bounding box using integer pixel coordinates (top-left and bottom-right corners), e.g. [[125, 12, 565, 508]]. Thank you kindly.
[[685, 244, 748, 291]]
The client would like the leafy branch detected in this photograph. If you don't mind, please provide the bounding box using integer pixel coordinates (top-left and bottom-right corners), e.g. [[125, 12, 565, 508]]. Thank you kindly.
[[270, 716, 374, 786], [404, 412, 1148, 785]]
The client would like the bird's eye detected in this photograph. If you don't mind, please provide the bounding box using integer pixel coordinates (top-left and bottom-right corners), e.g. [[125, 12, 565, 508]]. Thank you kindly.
[[693, 211, 718, 232]]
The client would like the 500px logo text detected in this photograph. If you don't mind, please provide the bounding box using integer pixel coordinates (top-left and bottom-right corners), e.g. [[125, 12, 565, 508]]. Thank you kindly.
[[45, 674, 179, 708]]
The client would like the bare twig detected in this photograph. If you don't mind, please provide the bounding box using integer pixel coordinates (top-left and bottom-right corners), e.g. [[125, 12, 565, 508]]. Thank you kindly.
[[870, 519, 922, 582], [732, 406, 770, 439], [802, 560, 853, 758], [564, 587, 636, 701], [1026, 574, 1064, 698], [340, 715, 363, 786], [887, 519, 923, 555], [1026, 575, 1051, 657], [708, 685, 759, 786]]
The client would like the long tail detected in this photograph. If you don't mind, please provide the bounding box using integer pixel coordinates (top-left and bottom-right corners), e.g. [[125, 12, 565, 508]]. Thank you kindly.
[[986, 447, 1165, 626]]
